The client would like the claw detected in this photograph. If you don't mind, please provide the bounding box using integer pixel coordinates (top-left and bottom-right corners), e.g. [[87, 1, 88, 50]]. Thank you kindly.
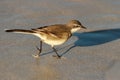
[[32, 54, 40, 58], [33, 45, 41, 58], [52, 55, 61, 59]]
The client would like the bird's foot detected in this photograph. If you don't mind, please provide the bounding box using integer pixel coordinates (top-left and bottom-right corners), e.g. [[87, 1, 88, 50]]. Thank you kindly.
[[32, 54, 40, 58], [32, 46, 41, 58], [52, 55, 61, 59]]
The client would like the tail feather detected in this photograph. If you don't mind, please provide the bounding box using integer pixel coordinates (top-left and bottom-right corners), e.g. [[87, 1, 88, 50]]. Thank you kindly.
[[5, 29, 35, 34]]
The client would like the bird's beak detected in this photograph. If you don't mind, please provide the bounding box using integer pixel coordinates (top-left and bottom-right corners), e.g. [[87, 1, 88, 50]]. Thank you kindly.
[[81, 25, 87, 29]]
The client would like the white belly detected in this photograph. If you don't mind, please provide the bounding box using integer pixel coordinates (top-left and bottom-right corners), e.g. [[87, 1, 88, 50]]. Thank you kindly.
[[43, 39, 66, 46], [33, 33, 67, 46]]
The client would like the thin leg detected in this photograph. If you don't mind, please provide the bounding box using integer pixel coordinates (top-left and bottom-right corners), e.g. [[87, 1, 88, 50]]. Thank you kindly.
[[36, 41, 42, 53], [37, 40, 42, 55], [33, 40, 42, 58], [52, 47, 61, 58]]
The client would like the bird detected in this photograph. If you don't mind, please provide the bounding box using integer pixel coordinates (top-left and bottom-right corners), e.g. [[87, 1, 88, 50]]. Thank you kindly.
[[5, 20, 86, 58]]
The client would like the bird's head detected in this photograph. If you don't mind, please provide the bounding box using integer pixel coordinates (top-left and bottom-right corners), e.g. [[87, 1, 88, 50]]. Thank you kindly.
[[67, 20, 87, 33]]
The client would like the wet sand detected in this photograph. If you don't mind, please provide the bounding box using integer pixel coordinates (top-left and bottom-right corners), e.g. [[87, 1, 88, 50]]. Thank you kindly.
[[0, 0, 120, 80]]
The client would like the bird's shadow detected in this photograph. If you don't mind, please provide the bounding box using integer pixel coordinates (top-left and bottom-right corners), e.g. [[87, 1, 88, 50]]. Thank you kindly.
[[40, 28, 120, 57], [61, 28, 120, 56]]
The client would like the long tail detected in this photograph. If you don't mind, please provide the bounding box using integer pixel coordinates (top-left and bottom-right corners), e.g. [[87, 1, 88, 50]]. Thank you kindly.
[[5, 29, 36, 34]]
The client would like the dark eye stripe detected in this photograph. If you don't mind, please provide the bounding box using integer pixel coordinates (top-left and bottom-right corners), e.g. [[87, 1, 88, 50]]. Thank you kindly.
[[73, 25, 79, 28]]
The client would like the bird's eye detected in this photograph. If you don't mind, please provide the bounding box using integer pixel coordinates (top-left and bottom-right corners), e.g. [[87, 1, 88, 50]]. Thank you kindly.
[[73, 24, 80, 28], [74, 25, 79, 28]]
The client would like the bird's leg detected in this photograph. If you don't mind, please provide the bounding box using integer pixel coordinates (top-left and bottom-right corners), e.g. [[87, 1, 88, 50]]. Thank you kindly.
[[36, 40, 42, 54], [37, 40, 42, 55], [33, 40, 42, 58], [52, 47, 61, 58]]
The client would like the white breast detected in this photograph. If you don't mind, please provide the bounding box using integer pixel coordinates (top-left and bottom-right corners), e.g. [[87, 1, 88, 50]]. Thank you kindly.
[[33, 33, 67, 46], [43, 38, 67, 46]]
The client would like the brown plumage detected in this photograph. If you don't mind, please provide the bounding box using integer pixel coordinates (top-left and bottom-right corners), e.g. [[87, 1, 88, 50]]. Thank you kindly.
[[5, 20, 86, 58]]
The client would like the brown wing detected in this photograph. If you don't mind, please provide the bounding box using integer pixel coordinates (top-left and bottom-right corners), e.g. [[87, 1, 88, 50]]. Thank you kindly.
[[31, 24, 72, 38]]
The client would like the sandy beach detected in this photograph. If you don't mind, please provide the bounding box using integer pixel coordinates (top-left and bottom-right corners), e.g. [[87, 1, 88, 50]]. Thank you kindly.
[[0, 0, 120, 80]]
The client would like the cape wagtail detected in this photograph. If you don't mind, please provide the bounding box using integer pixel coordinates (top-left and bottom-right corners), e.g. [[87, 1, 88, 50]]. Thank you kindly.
[[5, 20, 86, 58]]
